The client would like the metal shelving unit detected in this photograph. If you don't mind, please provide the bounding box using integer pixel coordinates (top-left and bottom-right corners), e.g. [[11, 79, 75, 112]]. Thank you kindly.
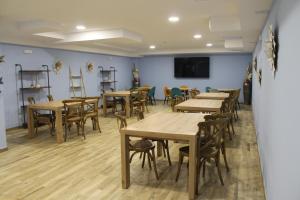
[[99, 66, 117, 94], [15, 64, 51, 128]]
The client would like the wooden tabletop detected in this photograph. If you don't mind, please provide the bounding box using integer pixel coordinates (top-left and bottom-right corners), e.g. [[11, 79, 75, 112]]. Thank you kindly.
[[218, 88, 239, 92], [103, 91, 131, 97], [28, 99, 96, 110], [175, 99, 223, 113], [195, 92, 229, 100], [121, 112, 205, 140]]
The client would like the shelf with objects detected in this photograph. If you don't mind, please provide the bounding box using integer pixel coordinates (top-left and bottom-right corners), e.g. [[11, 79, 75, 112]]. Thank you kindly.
[[99, 66, 117, 93], [15, 64, 51, 128]]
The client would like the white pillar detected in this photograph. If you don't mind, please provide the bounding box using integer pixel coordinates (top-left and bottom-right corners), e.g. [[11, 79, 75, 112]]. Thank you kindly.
[[0, 82, 7, 150]]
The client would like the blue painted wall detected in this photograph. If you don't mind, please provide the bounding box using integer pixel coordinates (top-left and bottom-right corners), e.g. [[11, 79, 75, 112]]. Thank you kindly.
[[252, 0, 300, 199], [137, 54, 251, 101], [0, 43, 133, 128]]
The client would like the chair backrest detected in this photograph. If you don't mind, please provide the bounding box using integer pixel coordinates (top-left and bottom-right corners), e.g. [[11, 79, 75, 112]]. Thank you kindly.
[[180, 85, 189, 89], [143, 84, 151, 87], [190, 89, 200, 98], [221, 97, 235, 114], [115, 113, 127, 129], [171, 87, 183, 98], [205, 87, 211, 92], [197, 118, 228, 152], [148, 86, 156, 96], [163, 86, 171, 96], [27, 97, 36, 104], [171, 96, 185, 111], [81, 96, 100, 113], [62, 99, 85, 120], [47, 95, 54, 102]]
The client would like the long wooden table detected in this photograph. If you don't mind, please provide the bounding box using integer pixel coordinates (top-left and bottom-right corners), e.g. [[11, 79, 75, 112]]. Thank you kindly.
[[120, 112, 206, 200], [175, 99, 223, 113], [195, 92, 229, 100], [27, 99, 96, 144], [103, 91, 131, 118]]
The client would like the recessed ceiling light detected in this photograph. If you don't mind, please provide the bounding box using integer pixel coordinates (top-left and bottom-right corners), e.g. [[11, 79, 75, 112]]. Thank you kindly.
[[206, 43, 213, 47], [168, 16, 180, 23], [149, 45, 156, 49], [193, 34, 202, 39], [76, 25, 86, 30]]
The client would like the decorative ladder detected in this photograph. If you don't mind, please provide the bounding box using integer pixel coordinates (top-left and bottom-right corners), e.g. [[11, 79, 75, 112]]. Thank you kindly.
[[69, 67, 86, 98]]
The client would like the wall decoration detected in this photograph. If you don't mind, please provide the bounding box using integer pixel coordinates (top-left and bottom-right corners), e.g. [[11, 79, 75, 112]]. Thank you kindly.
[[264, 25, 278, 77], [253, 57, 257, 72], [54, 60, 63, 74], [87, 62, 94, 72], [132, 63, 140, 88], [0, 55, 4, 63], [258, 69, 262, 86]]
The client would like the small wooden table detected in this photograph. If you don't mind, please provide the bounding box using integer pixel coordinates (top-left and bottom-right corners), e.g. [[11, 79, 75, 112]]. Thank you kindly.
[[175, 99, 223, 113], [27, 99, 96, 144], [195, 92, 229, 100], [120, 112, 206, 200], [103, 91, 131, 118]]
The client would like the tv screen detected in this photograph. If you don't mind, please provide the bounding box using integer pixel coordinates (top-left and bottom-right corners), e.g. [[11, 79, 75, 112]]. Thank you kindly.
[[174, 57, 210, 78]]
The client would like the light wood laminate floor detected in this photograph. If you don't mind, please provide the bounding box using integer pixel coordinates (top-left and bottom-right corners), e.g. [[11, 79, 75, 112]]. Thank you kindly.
[[0, 102, 265, 200]]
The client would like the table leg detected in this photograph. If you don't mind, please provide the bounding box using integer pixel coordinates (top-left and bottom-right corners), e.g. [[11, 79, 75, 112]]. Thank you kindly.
[[188, 136, 197, 199], [125, 95, 130, 118], [121, 133, 130, 188], [103, 95, 107, 117], [55, 109, 63, 144], [27, 107, 34, 138]]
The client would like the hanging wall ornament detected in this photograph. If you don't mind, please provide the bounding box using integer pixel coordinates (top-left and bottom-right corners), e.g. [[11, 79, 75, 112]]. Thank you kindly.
[[0, 55, 5, 63], [264, 25, 278, 77], [253, 57, 257, 72], [87, 62, 94, 72], [54, 60, 63, 74], [258, 69, 262, 86]]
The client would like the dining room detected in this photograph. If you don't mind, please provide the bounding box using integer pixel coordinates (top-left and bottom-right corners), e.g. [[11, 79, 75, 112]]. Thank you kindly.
[[2, 0, 300, 200]]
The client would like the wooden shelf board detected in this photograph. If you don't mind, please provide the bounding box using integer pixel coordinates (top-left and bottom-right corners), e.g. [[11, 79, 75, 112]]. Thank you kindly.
[[20, 86, 51, 90]]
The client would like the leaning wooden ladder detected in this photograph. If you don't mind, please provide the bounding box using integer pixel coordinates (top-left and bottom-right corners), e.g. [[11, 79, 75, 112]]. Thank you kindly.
[[69, 67, 87, 98]]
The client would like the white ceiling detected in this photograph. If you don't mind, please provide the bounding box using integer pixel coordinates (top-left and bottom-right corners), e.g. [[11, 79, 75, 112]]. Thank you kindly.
[[0, 0, 272, 57]]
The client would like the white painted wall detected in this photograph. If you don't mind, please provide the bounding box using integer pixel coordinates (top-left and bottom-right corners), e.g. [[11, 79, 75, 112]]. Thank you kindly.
[[252, 0, 300, 199]]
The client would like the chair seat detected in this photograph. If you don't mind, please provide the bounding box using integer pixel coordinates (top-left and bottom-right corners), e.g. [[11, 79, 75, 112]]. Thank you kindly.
[[66, 116, 82, 122], [129, 139, 154, 150], [85, 112, 97, 118]]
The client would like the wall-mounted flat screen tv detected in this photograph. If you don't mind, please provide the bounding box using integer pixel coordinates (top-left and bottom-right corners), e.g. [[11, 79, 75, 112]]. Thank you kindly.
[[174, 57, 210, 78]]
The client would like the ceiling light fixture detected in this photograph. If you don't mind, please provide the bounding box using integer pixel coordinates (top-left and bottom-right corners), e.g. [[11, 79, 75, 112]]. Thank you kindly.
[[76, 25, 86, 30], [206, 43, 213, 47], [149, 45, 156, 49], [193, 34, 202, 39], [168, 16, 180, 23]]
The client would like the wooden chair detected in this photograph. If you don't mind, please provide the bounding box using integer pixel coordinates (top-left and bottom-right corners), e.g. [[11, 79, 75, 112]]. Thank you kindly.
[[82, 96, 101, 134], [27, 97, 54, 136], [101, 89, 117, 113], [190, 88, 200, 99], [163, 86, 172, 104], [180, 85, 189, 100], [171, 96, 185, 112], [175, 118, 229, 189], [62, 99, 85, 141], [115, 112, 159, 180], [135, 108, 172, 166], [221, 97, 236, 138], [233, 89, 241, 119], [130, 90, 144, 117]]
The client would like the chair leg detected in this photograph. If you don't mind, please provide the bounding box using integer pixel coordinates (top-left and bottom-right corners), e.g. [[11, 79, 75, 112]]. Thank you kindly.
[[165, 140, 172, 166], [164, 97, 166, 104], [215, 155, 224, 185], [227, 124, 232, 140], [202, 161, 206, 178], [175, 151, 184, 182], [129, 151, 138, 163], [221, 143, 230, 172], [64, 123, 68, 142], [142, 152, 146, 168], [147, 152, 152, 169], [82, 121, 86, 140], [150, 148, 159, 180], [230, 120, 235, 136], [96, 117, 102, 134]]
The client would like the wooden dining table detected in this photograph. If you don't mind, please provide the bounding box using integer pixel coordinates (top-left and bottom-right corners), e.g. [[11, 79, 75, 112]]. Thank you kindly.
[[120, 112, 206, 200], [103, 91, 131, 118], [175, 99, 223, 113], [27, 99, 96, 144], [195, 92, 229, 100]]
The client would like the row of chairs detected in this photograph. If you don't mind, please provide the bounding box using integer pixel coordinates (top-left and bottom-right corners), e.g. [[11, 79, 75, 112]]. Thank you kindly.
[[27, 95, 101, 141], [164, 87, 201, 104]]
